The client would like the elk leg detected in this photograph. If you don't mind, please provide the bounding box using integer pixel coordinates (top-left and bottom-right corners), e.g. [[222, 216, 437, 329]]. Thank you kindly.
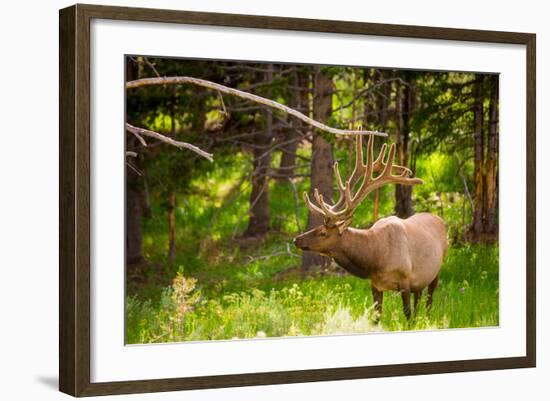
[[427, 274, 440, 311], [399, 284, 411, 320], [413, 290, 422, 312], [371, 287, 383, 323]]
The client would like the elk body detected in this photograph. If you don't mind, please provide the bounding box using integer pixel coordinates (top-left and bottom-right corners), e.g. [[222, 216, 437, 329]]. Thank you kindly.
[[294, 135, 448, 320]]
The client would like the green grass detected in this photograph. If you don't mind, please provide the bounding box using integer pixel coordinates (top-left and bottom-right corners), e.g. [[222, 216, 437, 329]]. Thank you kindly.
[[126, 151, 498, 344], [126, 242, 498, 344]]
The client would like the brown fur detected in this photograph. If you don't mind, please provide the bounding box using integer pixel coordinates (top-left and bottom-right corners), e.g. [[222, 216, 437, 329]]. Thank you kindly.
[[294, 212, 448, 319]]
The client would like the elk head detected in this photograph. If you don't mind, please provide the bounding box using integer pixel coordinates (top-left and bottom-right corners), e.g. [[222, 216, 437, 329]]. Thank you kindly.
[[294, 134, 423, 255]]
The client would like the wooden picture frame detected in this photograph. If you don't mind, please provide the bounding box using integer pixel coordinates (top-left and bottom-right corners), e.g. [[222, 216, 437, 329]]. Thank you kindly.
[[59, 3, 536, 397]]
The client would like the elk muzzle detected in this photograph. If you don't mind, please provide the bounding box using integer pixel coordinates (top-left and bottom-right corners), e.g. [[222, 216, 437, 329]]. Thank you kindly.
[[293, 235, 310, 251], [293, 225, 339, 253]]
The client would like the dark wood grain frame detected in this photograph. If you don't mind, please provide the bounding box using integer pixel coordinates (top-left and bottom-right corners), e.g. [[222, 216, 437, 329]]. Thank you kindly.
[[59, 3, 536, 397]]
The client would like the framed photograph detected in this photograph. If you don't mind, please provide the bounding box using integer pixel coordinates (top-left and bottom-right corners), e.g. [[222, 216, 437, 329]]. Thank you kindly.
[[59, 4, 536, 397]]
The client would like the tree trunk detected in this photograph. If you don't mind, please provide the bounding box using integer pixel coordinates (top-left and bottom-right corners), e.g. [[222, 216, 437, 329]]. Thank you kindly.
[[485, 74, 499, 237], [394, 76, 414, 218], [245, 65, 273, 237], [167, 192, 176, 263], [470, 75, 486, 238], [277, 69, 306, 179], [125, 57, 144, 264], [126, 175, 143, 265], [141, 178, 152, 218], [395, 186, 413, 218], [372, 190, 380, 222], [245, 144, 271, 237], [167, 102, 178, 262], [377, 70, 391, 131], [301, 69, 333, 272], [278, 131, 298, 178], [371, 69, 391, 223]]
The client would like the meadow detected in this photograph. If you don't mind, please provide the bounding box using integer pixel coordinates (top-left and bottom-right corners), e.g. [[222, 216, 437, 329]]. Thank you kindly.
[[125, 150, 499, 344]]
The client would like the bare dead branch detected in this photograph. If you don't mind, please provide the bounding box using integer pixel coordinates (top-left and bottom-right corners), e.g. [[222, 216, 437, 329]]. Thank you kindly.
[[126, 162, 142, 176], [275, 163, 310, 171], [142, 57, 161, 78], [338, 77, 406, 110], [454, 152, 474, 212], [223, 65, 297, 75], [216, 130, 270, 143], [128, 129, 148, 147], [126, 123, 213, 162], [126, 76, 387, 138], [268, 172, 309, 178], [287, 177, 303, 233]]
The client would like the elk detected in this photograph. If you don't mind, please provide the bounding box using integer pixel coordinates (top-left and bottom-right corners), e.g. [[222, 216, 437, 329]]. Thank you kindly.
[[294, 135, 448, 320]]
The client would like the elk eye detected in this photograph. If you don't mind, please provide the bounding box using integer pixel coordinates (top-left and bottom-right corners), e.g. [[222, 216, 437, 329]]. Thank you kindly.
[[319, 228, 327, 236]]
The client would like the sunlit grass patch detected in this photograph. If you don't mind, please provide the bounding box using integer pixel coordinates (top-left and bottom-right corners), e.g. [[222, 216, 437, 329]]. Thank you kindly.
[[126, 243, 498, 344]]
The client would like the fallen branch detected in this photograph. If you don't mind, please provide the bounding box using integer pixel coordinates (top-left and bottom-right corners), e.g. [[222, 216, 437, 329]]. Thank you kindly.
[[126, 76, 388, 138], [126, 123, 214, 162], [245, 243, 300, 265]]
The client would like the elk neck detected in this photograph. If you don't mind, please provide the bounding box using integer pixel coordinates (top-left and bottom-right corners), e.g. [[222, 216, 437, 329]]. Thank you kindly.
[[330, 227, 376, 279]]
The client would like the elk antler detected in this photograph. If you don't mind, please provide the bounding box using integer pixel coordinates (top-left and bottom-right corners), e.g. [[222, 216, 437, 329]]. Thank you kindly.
[[303, 135, 423, 228]]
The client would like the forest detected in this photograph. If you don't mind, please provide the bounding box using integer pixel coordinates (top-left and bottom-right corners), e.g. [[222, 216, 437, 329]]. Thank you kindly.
[[124, 56, 499, 344]]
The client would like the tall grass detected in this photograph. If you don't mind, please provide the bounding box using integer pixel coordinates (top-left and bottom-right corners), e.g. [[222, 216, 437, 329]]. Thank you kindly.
[[126, 244, 498, 344], [126, 151, 498, 344]]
